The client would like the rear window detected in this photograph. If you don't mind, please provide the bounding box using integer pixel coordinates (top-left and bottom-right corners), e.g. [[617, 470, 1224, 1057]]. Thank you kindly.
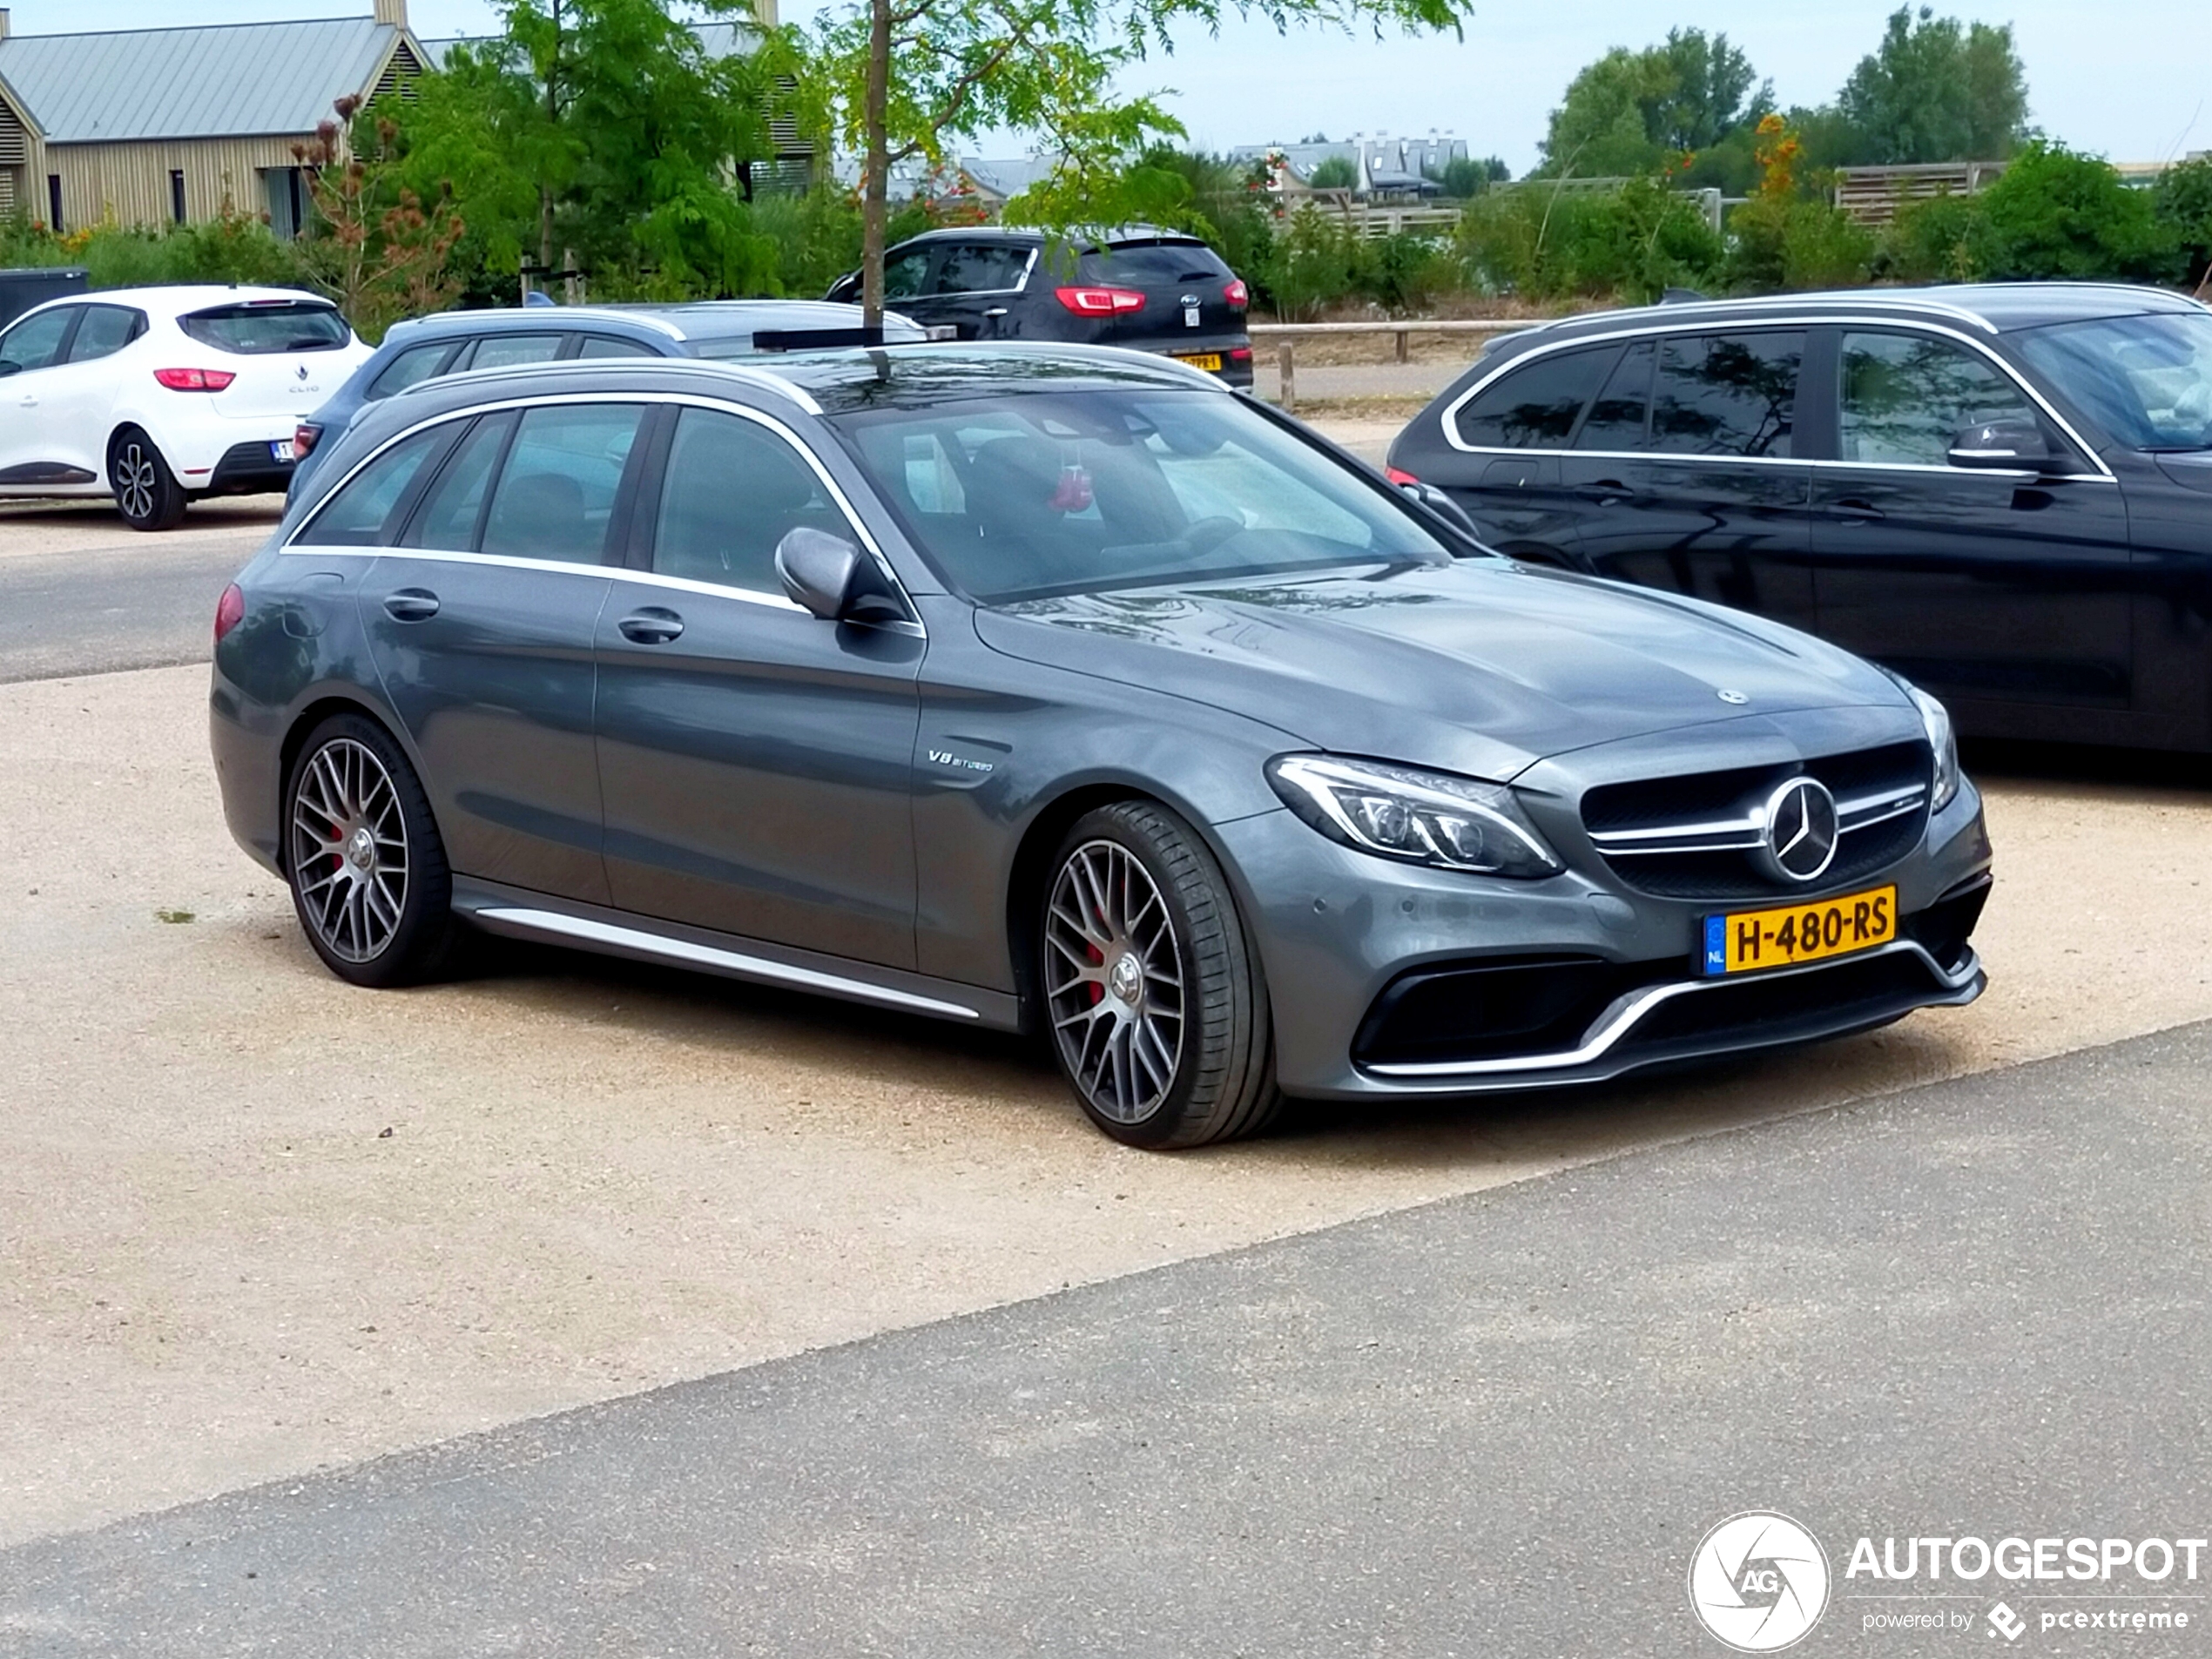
[[180, 301, 350, 355], [1079, 242, 1232, 285]]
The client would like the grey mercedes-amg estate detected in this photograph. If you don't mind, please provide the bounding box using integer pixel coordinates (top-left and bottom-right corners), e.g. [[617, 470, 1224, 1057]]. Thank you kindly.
[[210, 344, 1992, 1148]]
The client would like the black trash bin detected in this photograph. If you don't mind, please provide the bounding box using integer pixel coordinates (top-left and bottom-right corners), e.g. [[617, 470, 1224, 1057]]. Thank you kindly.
[[0, 267, 89, 330]]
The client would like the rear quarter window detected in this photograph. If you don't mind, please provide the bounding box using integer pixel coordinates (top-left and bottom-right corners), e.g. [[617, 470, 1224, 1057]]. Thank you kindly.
[[1453, 346, 1616, 448], [181, 302, 351, 355]]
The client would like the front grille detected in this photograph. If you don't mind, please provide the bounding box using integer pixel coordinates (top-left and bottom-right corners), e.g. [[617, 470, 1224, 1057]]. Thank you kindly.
[[1581, 740, 1932, 901]]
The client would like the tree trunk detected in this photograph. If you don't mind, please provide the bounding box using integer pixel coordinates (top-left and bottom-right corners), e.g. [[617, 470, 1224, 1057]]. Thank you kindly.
[[860, 0, 891, 330]]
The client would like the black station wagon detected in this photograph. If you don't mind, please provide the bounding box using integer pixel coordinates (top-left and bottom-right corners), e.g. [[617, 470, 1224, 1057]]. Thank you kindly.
[[1389, 284, 2212, 752]]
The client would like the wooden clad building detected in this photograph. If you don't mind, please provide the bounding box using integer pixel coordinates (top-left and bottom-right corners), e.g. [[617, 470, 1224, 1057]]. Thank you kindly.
[[0, 0, 426, 236]]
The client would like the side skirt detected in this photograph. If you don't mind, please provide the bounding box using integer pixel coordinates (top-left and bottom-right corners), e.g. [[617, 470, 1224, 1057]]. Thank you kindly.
[[451, 878, 1022, 1031]]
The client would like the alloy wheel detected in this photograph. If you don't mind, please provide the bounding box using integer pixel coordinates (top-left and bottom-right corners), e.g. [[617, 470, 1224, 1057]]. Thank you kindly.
[[115, 442, 157, 523], [1044, 839, 1186, 1123], [289, 737, 409, 964]]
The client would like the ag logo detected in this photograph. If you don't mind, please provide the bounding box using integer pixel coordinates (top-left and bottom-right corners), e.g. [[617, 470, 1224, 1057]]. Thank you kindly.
[[1689, 1511, 1831, 1652]]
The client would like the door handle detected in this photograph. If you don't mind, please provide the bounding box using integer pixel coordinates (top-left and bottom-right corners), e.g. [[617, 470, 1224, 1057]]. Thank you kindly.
[[1579, 478, 1635, 503], [1831, 498, 1885, 522], [982, 307, 1008, 318], [617, 607, 685, 644], [381, 589, 440, 622]]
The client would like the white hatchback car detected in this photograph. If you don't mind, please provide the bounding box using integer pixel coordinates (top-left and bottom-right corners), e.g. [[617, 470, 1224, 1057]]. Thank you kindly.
[[0, 285, 370, 530]]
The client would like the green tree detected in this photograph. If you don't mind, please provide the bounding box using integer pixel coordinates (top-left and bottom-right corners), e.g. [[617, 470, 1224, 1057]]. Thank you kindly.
[[2155, 154, 2212, 293], [1538, 29, 1768, 183], [802, 0, 1470, 327], [1431, 154, 1507, 197], [395, 0, 786, 300], [1306, 155, 1357, 190], [1835, 6, 2029, 165]]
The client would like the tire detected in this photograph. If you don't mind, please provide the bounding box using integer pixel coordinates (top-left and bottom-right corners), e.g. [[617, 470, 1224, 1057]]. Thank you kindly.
[[283, 713, 458, 988], [1041, 800, 1284, 1149], [109, 428, 188, 531]]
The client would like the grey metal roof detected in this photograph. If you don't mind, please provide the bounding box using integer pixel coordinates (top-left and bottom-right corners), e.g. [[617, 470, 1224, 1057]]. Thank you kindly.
[[0, 17, 401, 144]]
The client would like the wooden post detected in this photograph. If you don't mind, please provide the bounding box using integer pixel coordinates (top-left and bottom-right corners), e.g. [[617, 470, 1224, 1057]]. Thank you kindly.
[[1278, 341, 1296, 415], [1395, 328, 1408, 363]]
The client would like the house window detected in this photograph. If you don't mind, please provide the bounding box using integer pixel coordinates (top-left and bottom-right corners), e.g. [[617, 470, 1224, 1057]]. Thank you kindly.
[[170, 170, 186, 225], [262, 167, 306, 239], [47, 173, 61, 233]]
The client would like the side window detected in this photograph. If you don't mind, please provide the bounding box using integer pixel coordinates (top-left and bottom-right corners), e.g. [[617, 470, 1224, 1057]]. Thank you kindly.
[[577, 334, 658, 360], [934, 244, 1028, 293], [1650, 332, 1803, 458], [883, 249, 933, 301], [464, 333, 564, 371], [1453, 347, 1614, 449], [1840, 331, 2040, 467], [66, 306, 143, 363], [294, 426, 456, 547], [367, 341, 459, 401], [651, 408, 840, 595], [479, 402, 646, 563], [1576, 341, 1655, 449], [0, 307, 77, 374], [401, 412, 516, 550]]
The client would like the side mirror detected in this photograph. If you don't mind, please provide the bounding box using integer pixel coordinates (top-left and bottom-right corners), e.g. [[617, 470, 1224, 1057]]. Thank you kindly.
[[1948, 419, 2050, 470], [774, 527, 906, 625], [0, 361, 19, 378], [1399, 478, 1482, 538], [825, 273, 858, 304]]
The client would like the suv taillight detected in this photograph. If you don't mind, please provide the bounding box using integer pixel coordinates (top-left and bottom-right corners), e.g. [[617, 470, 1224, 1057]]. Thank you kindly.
[[293, 421, 321, 458], [154, 367, 235, 392], [1386, 468, 1421, 486], [1223, 278, 1250, 310], [1055, 287, 1147, 315], [214, 583, 245, 644]]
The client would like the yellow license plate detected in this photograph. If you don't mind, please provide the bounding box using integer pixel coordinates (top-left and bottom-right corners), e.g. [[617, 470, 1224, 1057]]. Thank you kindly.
[[1172, 352, 1223, 371], [1702, 885, 1896, 975]]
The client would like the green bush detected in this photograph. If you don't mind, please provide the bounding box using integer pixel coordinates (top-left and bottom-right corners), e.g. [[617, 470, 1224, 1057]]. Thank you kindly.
[[1880, 189, 1997, 281], [1458, 178, 1723, 303], [1306, 156, 1357, 191], [1727, 195, 1875, 291], [1973, 140, 2182, 282], [2155, 154, 2212, 290], [0, 212, 318, 293], [1259, 202, 1361, 317]]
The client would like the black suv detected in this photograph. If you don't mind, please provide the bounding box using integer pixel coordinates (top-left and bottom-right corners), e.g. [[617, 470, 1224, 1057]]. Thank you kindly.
[[1389, 284, 2212, 752], [826, 226, 1253, 387]]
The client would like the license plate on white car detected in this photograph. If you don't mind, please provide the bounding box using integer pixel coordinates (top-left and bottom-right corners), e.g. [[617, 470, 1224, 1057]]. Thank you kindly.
[[270, 440, 295, 462]]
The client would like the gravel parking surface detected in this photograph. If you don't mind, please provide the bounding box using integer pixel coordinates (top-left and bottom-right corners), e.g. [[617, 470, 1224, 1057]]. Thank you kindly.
[[3, 661, 2210, 1548]]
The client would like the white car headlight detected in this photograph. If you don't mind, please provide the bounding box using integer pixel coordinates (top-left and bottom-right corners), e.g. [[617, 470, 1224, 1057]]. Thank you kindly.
[[1266, 755, 1562, 880], [1884, 671, 1959, 812]]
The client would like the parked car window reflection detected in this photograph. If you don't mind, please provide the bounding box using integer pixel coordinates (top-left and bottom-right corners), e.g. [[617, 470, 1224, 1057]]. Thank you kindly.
[[401, 412, 516, 551], [653, 408, 842, 595], [1840, 332, 2038, 467], [295, 425, 456, 547], [2013, 312, 2212, 452], [1576, 340, 1655, 449], [65, 306, 142, 363], [934, 244, 1029, 293], [367, 341, 458, 401], [479, 402, 645, 564], [1453, 346, 1615, 448], [0, 307, 75, 374], [466, 333, 565, 371], [1650, 332, 1802, 458], [882, 250, 933, 301]]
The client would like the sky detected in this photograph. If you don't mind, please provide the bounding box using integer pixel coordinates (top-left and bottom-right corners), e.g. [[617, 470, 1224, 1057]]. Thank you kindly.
[[23, 0, 2212, 175]]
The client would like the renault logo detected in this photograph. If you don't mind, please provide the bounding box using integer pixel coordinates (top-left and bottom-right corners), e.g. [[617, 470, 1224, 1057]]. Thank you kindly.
[[1757, 776, 1839, 884]]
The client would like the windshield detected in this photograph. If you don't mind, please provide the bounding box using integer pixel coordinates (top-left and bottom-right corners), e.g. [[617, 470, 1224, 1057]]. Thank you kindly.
[[2013, 311, 2212, 451], [181, 301, 350, 355], [829, 388, 1452, 603]]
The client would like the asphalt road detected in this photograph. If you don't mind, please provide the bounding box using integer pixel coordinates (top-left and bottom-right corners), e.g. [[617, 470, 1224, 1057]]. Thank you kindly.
[[0, 507, 276, 684], [5, 1018, 2207, 1656]]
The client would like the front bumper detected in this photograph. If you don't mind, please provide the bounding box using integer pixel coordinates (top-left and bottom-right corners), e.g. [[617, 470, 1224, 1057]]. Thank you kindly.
[[1213, 776, 1993, 1100]]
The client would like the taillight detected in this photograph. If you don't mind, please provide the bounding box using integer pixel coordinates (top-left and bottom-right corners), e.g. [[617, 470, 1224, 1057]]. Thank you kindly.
[[1054, 287, 1147, 315], [1223, 278, 1250, 310], [1230, 347, 1253, 362], [293, 421, 320, 458], [1386, 467, 1421, 487], [154, 367, 235, 392], [213, 583, 245, 644]]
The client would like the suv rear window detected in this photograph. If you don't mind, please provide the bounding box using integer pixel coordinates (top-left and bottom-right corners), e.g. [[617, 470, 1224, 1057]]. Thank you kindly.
[[1079, 243, 1231, 285], [181, 301, 350, 355]]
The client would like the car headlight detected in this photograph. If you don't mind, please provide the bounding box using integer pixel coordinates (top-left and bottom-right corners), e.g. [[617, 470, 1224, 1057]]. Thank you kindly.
[[1265, 754, 1562, 880], [1883, 671, 1959, 812]]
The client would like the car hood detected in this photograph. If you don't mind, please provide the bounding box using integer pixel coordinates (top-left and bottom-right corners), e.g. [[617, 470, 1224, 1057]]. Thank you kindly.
[[973, 560, 1906, 779]]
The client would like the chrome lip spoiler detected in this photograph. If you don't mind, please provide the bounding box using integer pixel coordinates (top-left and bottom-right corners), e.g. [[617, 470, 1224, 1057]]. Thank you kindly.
[[1362, 940, 1981, 1082]]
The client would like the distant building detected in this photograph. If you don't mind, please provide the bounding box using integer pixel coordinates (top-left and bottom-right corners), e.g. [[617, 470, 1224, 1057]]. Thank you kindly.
[[0, 0, 428, 236], [1231, 132, 1470, 200]]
